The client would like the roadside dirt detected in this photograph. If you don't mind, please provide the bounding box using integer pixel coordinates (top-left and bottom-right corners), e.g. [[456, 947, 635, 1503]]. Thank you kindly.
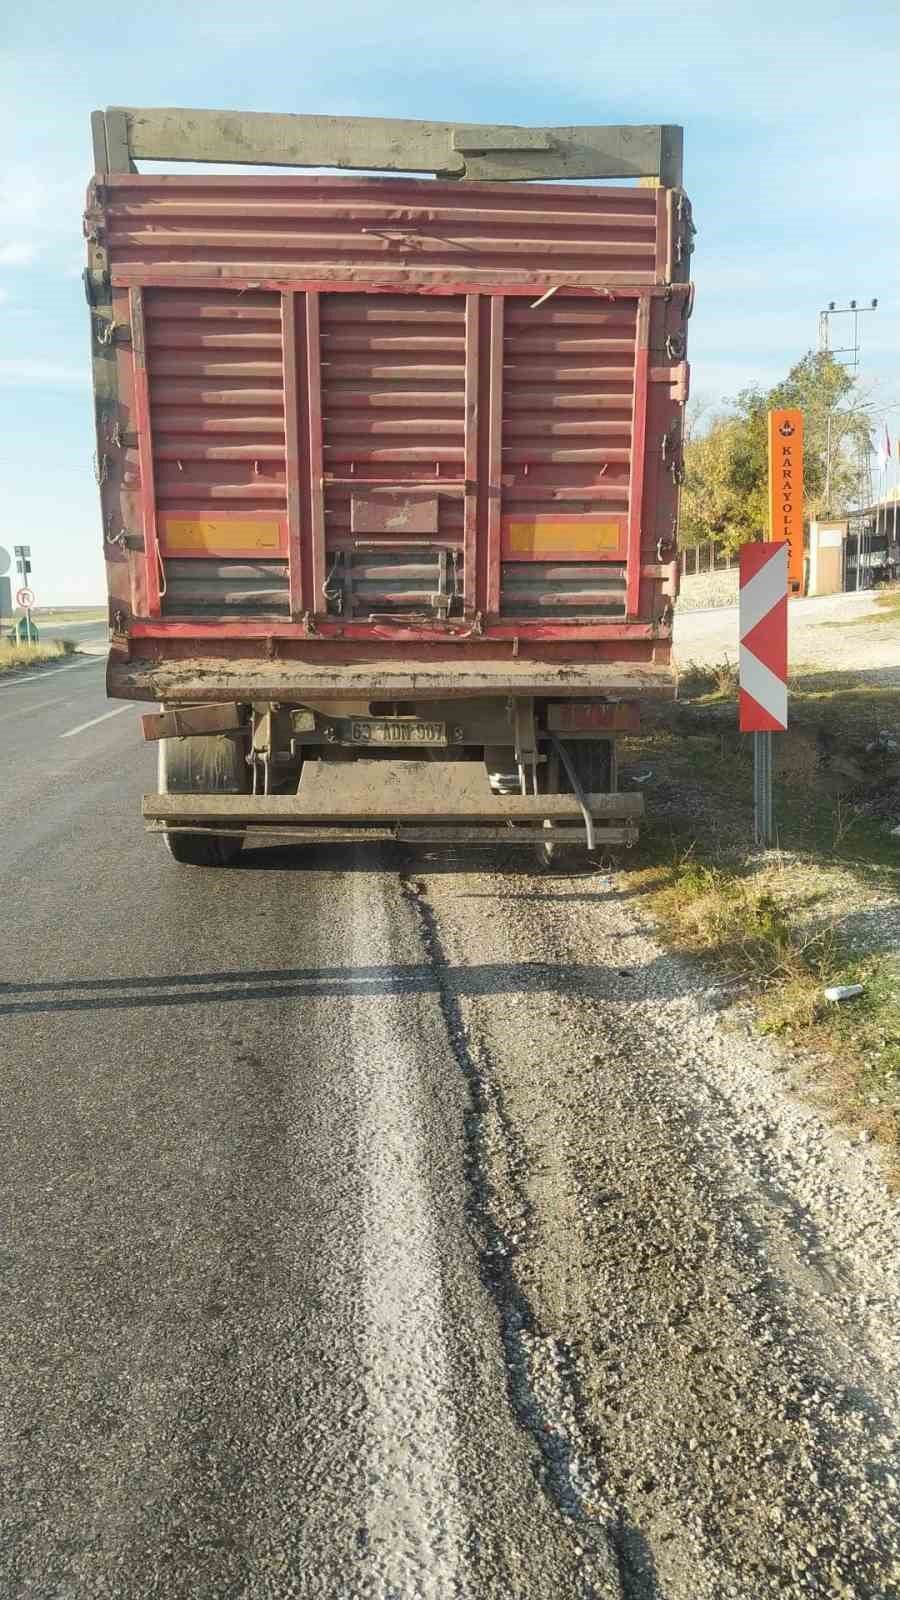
[[407, 853, 900, 1600], [674, 589, 900, 683]]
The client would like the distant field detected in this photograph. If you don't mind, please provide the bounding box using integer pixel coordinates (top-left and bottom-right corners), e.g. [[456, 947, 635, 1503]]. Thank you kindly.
[[18, 608, 107, 624]]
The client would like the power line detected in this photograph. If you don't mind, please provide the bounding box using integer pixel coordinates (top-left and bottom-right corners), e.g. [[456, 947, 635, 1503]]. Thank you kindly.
[[818, 298, 878, 511]]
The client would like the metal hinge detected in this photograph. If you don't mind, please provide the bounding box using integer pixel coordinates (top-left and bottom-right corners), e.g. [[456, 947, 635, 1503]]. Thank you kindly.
[[674, 192, 696, 266], [661, 428, 685, 486], [105, 518, 142, 552]]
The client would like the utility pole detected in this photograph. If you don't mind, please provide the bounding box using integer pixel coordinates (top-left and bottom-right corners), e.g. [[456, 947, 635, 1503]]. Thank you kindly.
[[818, 299, 878, 515]]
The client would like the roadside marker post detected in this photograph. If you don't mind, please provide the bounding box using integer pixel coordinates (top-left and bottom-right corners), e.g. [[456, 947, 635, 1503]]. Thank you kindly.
[[767, 410, 804, 595], [739, 541, 788, 847], [13, 548, 36, 645]]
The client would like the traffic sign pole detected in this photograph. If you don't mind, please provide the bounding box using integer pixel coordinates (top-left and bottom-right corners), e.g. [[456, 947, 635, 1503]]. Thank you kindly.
[[739, 541, 789, 848]]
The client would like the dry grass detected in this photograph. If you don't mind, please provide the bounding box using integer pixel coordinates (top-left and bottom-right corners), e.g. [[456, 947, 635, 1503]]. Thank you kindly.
[[677, 656, 741, 699], [0, 639, 76, 674], [646, 852, 900, 1169]]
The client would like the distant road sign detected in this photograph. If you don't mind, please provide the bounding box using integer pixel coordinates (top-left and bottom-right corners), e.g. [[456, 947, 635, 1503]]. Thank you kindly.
[[16, 587, 35, 608], [0, 546, 10, 576]]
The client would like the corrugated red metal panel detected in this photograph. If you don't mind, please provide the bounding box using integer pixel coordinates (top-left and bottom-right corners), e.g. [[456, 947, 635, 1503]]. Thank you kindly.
[[498, 292, 635, 618], [140, 286, 289, 617], [94, 172, 690, 663], [102, 175, 666, 286], [317, 292, 467, 616]]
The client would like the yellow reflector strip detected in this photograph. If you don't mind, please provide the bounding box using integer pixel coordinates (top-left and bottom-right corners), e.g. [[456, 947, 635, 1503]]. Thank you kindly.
[[506, 519, 621, 556], [161, 518, 283, 555]]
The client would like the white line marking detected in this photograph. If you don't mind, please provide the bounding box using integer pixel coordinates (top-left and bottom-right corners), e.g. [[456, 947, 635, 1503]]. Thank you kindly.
[[739, 544, 788, 638], [352, 871, 464, 1597], [0, 695, 71, 724], [0, 656, 105, 690], [60, 704, 132, 739], [740, 644, 788, 727]]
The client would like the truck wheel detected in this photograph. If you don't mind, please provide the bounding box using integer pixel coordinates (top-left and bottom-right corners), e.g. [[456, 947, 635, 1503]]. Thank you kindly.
[[163, 829, 244, 867], [158, 724, 248, 868], [539, 739, 614, 867], [558, 737, 614, 798]]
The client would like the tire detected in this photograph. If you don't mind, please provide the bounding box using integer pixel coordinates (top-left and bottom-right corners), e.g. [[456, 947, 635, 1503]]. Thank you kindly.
[[539, 738, 614, 868], [557, 737, 613, 797], [162, 829, 244, 867], [158, 722, 248, 869]]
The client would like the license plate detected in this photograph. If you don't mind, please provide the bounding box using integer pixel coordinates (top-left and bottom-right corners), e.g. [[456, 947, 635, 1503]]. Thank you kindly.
[[349, 719, 447, 746]]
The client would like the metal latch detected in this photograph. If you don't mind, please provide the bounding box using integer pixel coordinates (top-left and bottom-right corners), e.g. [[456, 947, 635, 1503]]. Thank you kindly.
[[674, 192, 696, 266], [661, 427, 685, 486], [93, 317, 130, 348]]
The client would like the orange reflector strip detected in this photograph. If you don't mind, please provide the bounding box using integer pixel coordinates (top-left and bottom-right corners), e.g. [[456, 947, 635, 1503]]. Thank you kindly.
[[161, 518, 284, 555], [506, 519, 621, 556]]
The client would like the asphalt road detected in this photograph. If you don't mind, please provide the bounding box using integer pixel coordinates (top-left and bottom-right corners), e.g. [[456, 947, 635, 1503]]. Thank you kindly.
[[2, 655, 898, 1599]]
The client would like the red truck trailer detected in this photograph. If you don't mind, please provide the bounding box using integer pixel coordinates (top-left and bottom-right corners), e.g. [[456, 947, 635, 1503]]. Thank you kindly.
[[86, 108, 694, 863]]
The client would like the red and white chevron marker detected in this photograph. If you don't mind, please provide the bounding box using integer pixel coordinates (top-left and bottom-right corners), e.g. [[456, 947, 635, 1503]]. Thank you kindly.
[[739, 541, 788, 732]]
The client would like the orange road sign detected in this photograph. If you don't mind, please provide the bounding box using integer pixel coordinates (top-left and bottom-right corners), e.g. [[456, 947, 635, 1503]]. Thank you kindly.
[[767, 409, 804, 594]]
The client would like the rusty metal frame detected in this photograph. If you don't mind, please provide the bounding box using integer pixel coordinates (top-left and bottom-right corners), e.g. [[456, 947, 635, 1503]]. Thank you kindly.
[[281, 291, 306, 616], [485, 297, 504, 616], [128, 617, 659, 642], [463, 294, 480, 615], [129, 286, 162, 616], [305, 291, 326, 612], [626, 296, 651, 617]]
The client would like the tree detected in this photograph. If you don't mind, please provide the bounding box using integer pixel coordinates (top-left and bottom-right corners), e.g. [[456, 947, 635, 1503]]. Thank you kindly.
[[680, 351, 875, 553]]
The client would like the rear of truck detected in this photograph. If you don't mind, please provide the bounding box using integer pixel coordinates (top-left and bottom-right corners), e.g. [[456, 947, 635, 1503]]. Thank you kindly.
[[86, 108, 694, 862]]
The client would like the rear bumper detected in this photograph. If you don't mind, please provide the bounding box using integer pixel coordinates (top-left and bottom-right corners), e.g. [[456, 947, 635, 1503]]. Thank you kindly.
[[111, 652, 676, 705], [144, 760, 644, 847]]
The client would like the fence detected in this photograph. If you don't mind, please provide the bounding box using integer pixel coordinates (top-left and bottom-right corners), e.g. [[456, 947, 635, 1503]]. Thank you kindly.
[[679, 541, 740, 577], [844, 519, 900, 589]]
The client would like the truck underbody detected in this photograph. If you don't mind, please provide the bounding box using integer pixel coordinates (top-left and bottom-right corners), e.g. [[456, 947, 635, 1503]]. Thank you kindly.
[[141, 691, 646, 861]]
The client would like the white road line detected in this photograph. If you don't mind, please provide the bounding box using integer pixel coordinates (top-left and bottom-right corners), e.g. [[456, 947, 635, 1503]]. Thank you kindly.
[[60, 704, 133, 739], [0, 657, 105, 691], [352, 870, 464, 1598]]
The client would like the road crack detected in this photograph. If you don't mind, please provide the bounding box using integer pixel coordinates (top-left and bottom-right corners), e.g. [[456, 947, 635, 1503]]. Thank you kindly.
[[400, 872, 664, 1600]]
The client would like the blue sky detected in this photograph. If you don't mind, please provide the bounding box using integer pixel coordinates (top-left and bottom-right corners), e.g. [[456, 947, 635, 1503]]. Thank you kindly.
[[2, 0, 898, 603]]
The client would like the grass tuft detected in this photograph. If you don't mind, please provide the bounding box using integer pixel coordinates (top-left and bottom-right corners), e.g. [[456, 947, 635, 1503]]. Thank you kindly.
[[678, 656, 741, 699], [0, 638, 76, 674]]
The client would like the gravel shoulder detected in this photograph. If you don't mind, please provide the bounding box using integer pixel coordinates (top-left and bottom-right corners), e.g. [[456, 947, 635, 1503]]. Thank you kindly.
[[675, 589, 900, 682], [412, 851, 900, 1600]]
